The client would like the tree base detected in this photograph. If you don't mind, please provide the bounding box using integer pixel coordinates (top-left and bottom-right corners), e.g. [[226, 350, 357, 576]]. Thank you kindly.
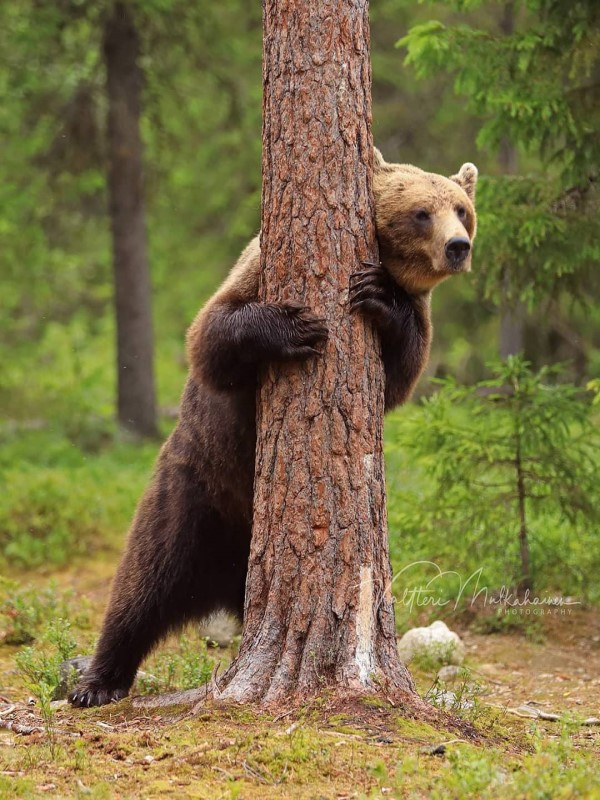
[[132, 685, 481, 745]]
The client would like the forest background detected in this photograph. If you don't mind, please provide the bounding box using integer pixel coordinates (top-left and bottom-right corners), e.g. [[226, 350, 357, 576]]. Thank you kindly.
[[1, 0, 599, 647]]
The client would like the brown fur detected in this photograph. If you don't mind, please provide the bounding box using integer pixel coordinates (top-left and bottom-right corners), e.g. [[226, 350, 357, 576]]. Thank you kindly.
[[69, 149, 477, 708], [351, 149, 477, 406]]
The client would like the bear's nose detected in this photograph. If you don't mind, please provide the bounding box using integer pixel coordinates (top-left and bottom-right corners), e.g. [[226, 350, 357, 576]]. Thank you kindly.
[[445, 236, 471, 266]]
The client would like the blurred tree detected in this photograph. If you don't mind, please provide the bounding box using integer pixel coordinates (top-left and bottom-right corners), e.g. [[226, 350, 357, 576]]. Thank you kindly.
[[401, 0, 600, 370], [496, 2, 524, 359], [0, 0, 262, 420], [104, 2, 157, 437]]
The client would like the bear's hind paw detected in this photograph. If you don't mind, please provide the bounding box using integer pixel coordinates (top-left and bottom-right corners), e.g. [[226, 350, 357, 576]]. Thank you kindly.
[[69, 684, 128, 708]]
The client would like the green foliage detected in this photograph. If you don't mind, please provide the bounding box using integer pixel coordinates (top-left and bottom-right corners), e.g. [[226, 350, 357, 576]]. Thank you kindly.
[[473, 606, 545, 641], [137, 632, 217, 695], [15, 618, 78, 700], [386, 357, 600, 600], [0, 1, 263, 448], [1, 469, 106, 567], [367, 724, 600, 799], [0, 0, 262, 352], [400, 1, 600, 308], [0, 580, 86, 645], [401, 2, 600, 180], [0, 427, 160, 569], [474, 174, 598, 304]]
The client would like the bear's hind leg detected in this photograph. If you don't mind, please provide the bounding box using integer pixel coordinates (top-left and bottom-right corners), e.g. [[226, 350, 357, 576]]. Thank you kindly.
[[70, 457, 240, 707]]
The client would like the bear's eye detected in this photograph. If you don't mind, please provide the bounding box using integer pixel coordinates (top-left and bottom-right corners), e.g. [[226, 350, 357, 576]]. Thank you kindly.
[[414, 209, 431, 223], [456, 206, 467, 220]]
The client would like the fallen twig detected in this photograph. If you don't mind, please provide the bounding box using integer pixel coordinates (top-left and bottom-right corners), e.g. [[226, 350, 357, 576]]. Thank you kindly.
[[497, 705, 600, 725], [0, 718, 80, 738], [210, 663, 223, 700], [0, 720, 42, 735]]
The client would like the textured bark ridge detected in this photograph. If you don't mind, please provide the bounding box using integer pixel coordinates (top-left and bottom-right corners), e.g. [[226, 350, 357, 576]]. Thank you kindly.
[[104, 3, 157, 438], [220, 0, 418, 706]]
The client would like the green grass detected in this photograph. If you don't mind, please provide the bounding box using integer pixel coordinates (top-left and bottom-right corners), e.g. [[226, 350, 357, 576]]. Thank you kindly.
[[0, 425, 161, 569], [0, 697, 598, 800]]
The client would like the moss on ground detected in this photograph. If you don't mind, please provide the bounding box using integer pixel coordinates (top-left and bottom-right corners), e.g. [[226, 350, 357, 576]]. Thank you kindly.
[[2, 695, 600, 799]]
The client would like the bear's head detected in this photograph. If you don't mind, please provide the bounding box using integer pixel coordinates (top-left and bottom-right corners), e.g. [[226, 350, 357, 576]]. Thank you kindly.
[[373, 149, 478, 294]]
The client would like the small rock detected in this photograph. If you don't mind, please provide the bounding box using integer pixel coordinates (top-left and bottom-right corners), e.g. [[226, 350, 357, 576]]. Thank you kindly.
[[198, 612, 241, 648], [398, 621, 465, 666], [424, 744, 447, 756]]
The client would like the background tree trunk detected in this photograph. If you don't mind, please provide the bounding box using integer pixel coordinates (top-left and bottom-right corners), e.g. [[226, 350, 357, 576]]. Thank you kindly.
[[498, 3, 525, 359], [103, 2, 158, 438], [220, 0, 418, 707], [498, 138, 524, 358]]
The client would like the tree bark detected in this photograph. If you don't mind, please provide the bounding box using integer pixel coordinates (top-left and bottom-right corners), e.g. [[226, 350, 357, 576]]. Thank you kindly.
[[514, 418, 532, 595], [103, 2, 158, 438], [220, 0, 417, 707]]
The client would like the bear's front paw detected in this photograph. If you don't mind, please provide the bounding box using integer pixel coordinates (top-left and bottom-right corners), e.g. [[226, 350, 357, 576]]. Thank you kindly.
[[278, 303, 329, 360], [349, 265, 396, 327], [69, 683, 129, 708]]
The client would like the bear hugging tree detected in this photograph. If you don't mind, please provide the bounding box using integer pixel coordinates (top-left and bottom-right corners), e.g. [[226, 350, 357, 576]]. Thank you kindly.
[[70, 0, 477, 709]]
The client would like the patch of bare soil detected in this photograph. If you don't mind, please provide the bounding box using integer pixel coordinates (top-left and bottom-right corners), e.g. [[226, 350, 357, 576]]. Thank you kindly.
[[461, 607, 600, 716], [447, 607, 600, 753]]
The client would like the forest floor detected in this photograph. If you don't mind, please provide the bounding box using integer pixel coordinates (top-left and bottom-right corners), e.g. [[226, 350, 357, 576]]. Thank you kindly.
[[1, 559, 600, 799]]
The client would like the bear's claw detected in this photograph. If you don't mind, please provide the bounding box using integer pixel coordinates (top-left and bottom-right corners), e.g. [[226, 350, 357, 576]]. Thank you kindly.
[[69, 685, 128, 708], [350, 267, 395, 316], [280, 303, 328, 358]]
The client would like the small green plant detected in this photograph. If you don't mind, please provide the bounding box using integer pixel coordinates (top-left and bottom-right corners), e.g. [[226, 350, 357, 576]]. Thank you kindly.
[[16, 618, 78, 697], [15, 619, 78, 752], [138, 632, 217, 694], [425, 670, 485, 721]]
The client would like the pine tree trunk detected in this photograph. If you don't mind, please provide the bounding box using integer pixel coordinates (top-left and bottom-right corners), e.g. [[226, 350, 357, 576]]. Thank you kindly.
[[220, 0, 418, 707], [103, 2, 158, 438], [498, 4, 525, 359]]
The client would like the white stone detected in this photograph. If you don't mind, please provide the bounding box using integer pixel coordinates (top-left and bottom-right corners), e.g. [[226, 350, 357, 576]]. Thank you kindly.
[[198, 611, 241, 648], [397, 620, 465, 666]]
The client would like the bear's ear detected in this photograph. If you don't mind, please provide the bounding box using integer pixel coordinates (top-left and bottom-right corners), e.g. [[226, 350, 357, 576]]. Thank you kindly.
[[374, 147, 394, 173], [450, 162, 478, 201]]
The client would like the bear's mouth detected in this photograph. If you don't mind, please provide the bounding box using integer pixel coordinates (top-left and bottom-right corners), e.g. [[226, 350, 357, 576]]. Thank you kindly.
[[445, 257, 471, 274]]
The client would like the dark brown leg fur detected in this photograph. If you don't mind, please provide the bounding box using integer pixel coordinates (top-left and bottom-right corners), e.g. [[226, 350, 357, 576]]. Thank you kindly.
[[193, 301, 328, 391], [350, 266, 430, 409], [69, 450, 249, 707]]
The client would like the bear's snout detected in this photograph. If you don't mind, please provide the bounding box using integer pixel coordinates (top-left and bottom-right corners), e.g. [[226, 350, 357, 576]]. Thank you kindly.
[[445, 236, 471, 268]]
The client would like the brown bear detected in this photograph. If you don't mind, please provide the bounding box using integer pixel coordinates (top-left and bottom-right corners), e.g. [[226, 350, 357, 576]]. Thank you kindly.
[[69, 150, 477, 707]]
